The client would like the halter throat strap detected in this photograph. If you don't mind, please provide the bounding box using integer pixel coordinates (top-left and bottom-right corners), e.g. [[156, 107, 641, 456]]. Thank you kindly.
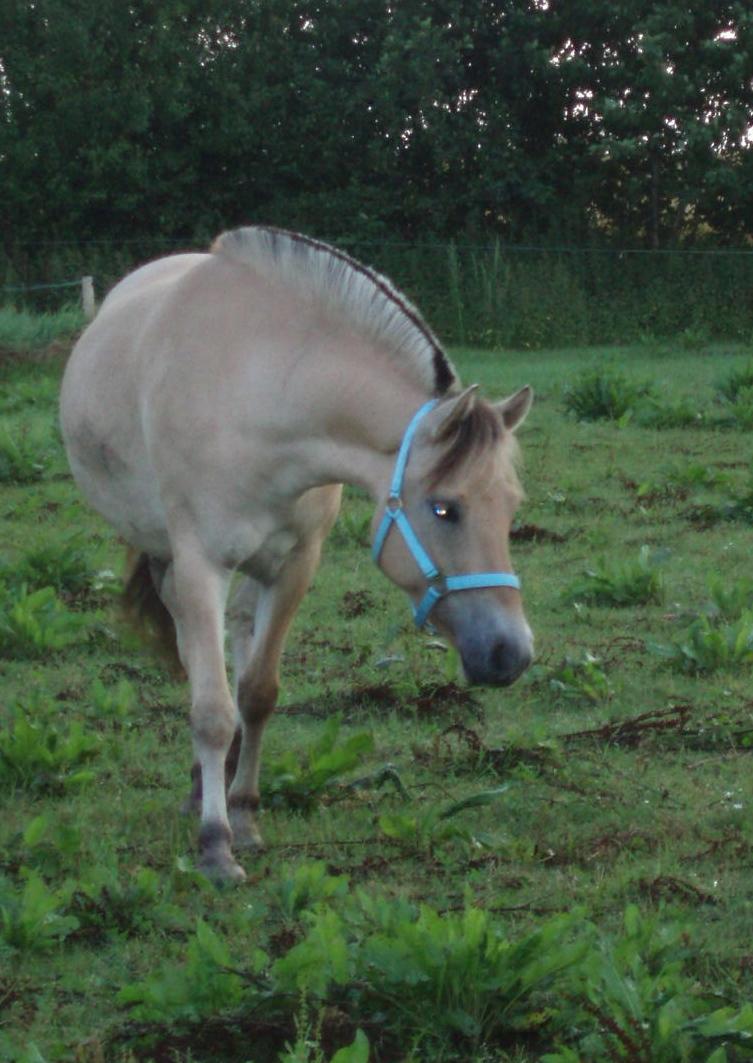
[[371, 398, 520, 627]]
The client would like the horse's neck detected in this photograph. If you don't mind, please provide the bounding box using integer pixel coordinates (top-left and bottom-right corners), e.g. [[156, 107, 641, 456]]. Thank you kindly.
[[286, 350, 431, 501]]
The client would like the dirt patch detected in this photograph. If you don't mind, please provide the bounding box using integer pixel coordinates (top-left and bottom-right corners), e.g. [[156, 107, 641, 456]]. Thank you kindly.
[[511, 522, 567, 543]]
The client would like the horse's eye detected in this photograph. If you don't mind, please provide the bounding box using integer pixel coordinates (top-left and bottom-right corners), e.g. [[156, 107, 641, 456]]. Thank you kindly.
[[431, 500, 461, 523]]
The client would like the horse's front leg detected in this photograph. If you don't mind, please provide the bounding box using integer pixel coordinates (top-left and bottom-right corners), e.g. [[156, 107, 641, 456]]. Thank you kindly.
[[227, 544, 323, 849], [166, 544, 245, 882]]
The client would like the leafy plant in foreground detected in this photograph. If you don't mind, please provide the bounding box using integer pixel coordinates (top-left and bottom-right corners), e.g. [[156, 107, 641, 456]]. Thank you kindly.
[[1, 536, 93, 596], [117, 917, 261, 1022], [543, 905, 753, 1062], [0, 871, 78, 952], [548, 652, 612, 703], [0, 583, 88, 657], [273, 861, 350, 923], [378, 786, 511, 855], [12, 814, 84, 878], [565, 546, 665, 606], [274, 899, 589, 1052], [66, 865, 182, 940], [0, 712, 100, 792], [0, 425, 52, 484], [704, 577, 753, 623], [114, 878, 753, 1062], [716, 384, 753, 430], [263, 715, 374, 812], [650, 612, 753, 675], [89, 677, 137, 722]]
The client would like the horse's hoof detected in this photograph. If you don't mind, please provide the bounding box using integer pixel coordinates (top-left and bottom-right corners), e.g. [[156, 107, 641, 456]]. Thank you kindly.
[[198, 822, 246, 883], [229, 809, 266, 851], [198, 853, 247, 884]]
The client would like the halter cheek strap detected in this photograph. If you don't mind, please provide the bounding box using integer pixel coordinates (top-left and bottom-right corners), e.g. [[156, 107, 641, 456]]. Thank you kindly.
[[371, 398, 521, 627]]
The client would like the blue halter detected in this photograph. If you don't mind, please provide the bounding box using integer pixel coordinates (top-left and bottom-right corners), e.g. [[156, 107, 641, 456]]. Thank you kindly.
[[371, 398, 521, 627]]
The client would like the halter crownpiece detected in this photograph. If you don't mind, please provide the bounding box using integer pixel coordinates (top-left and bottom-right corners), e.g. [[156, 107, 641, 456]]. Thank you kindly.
[[372, 398, 521, 627]]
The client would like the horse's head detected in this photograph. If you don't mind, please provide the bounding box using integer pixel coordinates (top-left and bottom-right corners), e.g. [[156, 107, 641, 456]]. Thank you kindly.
[[372, 386, 534, 686]]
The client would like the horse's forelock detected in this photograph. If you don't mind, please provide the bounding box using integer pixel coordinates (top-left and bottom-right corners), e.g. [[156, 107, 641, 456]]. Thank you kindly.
[[427, 399, 519, 490]]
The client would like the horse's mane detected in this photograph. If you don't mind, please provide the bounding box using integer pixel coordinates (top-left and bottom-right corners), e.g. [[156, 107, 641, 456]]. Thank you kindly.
[[212, 226, 459, 396]]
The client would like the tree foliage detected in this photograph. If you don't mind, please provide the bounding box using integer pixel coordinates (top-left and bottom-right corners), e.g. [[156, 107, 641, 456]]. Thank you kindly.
[[1, 0, 751, 250]]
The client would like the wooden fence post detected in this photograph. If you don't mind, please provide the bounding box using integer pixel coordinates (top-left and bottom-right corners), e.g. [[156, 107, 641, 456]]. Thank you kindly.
[[81, 276, 96, 320]]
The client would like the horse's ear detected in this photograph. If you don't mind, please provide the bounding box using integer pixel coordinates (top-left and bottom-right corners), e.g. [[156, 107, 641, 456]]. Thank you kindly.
[[431, 385, 478, 440], [496, 385, 533, 431]]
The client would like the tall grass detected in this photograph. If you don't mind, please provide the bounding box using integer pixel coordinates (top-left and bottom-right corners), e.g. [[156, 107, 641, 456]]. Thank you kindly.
[[0, 304, 84, 352]]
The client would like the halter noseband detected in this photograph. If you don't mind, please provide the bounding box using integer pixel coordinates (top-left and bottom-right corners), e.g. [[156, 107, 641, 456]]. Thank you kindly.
[[371, 398, 521, 627]]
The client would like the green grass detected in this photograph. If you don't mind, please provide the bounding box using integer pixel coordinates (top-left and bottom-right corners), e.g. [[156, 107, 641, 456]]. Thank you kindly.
[[2, 339, 753, 1061], [0, 304, 85, 353]]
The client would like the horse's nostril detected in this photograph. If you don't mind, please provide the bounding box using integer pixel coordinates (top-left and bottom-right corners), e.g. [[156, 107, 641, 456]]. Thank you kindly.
[[490, 639, 531, 684]]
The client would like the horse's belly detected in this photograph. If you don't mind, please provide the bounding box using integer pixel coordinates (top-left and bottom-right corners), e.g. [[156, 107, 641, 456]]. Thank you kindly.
[[65, 427, 170, 555]]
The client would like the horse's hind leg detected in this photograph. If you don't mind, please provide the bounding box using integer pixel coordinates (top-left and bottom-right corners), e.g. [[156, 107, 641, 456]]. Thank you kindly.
[[164, 543, 245, 881], [226, 543, 323, 849]]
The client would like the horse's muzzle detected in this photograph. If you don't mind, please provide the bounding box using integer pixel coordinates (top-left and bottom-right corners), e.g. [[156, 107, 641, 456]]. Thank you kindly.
[[460, 633, 533, 687]]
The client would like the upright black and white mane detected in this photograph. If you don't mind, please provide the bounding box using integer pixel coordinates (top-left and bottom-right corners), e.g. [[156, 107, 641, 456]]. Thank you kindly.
[[212, 225, 459, 396]]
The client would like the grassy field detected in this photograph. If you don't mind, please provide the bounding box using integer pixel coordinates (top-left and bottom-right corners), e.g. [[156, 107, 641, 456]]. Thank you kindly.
[[2, 328, 753, 1062]]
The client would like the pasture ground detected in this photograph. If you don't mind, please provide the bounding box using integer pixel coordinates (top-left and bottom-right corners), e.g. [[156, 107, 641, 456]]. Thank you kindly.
[[2, 335, 753, 1061]]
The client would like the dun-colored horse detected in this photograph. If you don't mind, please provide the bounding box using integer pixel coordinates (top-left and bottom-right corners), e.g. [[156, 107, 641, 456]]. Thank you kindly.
[[60, 227, 534, 881]]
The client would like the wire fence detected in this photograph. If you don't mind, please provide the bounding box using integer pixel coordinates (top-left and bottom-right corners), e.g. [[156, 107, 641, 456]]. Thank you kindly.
[[1, 276, 96, 318], [2, 239, 753, 348]]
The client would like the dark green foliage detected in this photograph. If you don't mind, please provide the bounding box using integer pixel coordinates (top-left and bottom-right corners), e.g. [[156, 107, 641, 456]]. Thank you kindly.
[[2, 1, 753, 331]]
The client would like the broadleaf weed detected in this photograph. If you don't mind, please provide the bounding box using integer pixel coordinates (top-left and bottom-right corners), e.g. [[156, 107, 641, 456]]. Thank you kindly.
[[264, 716, 374, 812], [565, 546, 665, 606], [562, 368, 654, 422], [548, 652, 612, 703]]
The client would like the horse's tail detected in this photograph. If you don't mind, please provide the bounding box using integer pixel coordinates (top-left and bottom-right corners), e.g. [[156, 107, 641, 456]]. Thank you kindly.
[[122, 548, 184, 675]]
